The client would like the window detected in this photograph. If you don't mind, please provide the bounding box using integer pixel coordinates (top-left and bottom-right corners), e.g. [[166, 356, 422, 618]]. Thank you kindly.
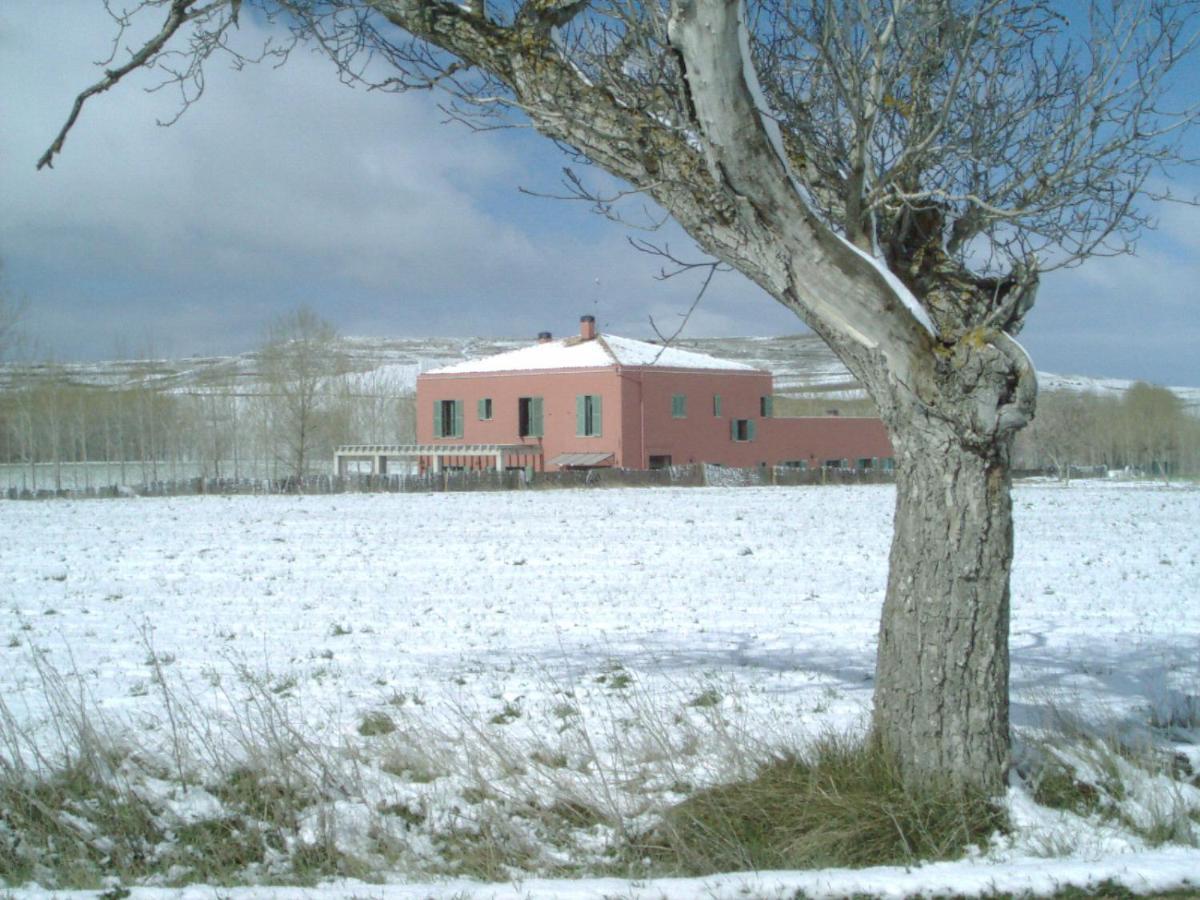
[[823, 458, 846, 469], [731, 419, 756, 442], [671, 393, 687, 418], [760, 395, 774, 417], [434, 399, 463, 438], [576, 394, 602, 437], [713, 394, 723, 417], [477, 398, 493, 421], [518, 396, 544, 437], [857, 457, 873, 470], [648, 455, 673, 469]]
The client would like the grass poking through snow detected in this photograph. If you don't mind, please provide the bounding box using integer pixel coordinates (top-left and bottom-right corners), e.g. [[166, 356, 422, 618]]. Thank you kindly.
[[1016, 706, 1200, 853], [2, 650, 1198, 890]]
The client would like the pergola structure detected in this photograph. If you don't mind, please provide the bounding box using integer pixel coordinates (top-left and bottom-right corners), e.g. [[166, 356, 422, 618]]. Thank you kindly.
[[334, 444, 542, 476]]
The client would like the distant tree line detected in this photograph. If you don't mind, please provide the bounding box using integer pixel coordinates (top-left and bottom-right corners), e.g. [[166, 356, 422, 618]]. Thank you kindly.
[[0, 309, 415, 491], [780, 383, 1200, 480], [1015, 383, 1200, 480]]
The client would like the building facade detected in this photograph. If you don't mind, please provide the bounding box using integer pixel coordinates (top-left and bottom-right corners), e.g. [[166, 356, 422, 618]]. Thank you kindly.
[[366, 316, 893, 474]]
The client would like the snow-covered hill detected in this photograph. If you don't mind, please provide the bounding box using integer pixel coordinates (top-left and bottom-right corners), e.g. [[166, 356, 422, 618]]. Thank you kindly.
[[3, 333, 1197, 410]]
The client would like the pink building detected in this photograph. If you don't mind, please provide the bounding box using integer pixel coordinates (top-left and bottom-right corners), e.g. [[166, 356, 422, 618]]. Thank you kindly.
[[336, 317, 893, 474]]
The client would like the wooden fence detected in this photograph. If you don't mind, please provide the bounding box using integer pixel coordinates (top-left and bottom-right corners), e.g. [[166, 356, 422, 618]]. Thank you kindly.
[[4, 464, 895, 501]]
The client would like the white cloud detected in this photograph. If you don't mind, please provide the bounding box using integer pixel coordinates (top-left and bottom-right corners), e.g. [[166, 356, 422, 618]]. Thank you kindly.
[[2, 5, 535, 284], [0, 0, 794, 358]]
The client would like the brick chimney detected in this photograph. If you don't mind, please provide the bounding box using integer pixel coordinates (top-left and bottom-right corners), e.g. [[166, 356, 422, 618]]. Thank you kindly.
[[537, 331, 553, 343], [580, 315, 597, 340]]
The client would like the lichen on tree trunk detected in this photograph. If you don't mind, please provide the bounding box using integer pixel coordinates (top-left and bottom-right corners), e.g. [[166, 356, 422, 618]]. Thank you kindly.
[[872, 416, 1016, 793]]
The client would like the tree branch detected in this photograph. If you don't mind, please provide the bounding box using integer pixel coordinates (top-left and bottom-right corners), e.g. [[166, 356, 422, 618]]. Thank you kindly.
[[668, 0, 934, 391], [38, 0, 205, 170]]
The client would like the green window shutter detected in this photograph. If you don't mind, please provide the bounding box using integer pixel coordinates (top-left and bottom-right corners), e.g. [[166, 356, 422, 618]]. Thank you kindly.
[[433, 402, 442, 438], [453, 400, 464, 438], [478, 398, 486, 420], [747, 419, 757, 441], [762, 395, 774, 417], [593, 395, 602, 437], [576, 395, 586, 437], [672, 394, 686, 418], [713, 394, 722, 417], [531, 397, 544, 437], [730, 418, 738, 441]]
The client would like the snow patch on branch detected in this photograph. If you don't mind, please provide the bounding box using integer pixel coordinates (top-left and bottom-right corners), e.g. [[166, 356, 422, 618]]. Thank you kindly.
[[1005, 332, 1036, 375], [838, 239, 938, 337], [735, 1, 789, 173], [551, 27, 596, 87]]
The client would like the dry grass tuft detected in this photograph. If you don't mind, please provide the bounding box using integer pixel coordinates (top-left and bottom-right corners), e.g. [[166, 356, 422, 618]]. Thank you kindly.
[[632, 731, 1005, 874]]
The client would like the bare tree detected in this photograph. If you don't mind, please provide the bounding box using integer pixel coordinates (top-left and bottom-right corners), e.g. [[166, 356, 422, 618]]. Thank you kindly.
[[126, 358, 163, 482], [0, 268, 23, 483], [177, 366, 242, 480], [24, 364, 71, 491], [258, 307, 345, 479], [1122, 381, 1184, 480], [1022, 391, 1097, 483], [9, 374, 40, 492], [0, 293, 20, 365], [346, 367, 418, 446], [39, 0, 1200, 792]]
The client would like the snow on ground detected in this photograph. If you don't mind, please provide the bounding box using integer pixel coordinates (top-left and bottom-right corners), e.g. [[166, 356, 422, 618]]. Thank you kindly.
[[1, 480, 1198, 896]]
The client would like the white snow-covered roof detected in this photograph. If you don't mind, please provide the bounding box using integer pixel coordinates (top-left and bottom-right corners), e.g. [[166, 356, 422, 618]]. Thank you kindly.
[[425, 333, 761, 375]]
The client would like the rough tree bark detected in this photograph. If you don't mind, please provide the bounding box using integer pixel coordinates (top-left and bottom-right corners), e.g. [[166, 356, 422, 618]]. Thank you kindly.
[[875, 418, 1016, 785]]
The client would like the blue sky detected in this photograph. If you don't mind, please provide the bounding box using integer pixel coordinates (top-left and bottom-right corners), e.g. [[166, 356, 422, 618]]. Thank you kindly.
[[1, 0, 1196, 386]]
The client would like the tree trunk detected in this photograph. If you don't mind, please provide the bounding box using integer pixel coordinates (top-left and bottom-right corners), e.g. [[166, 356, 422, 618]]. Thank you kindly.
[[873, 414, 1015, 793]]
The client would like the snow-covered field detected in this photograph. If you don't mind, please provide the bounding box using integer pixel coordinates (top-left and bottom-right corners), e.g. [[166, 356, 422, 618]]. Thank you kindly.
[[2, 481, 1198, 898]]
